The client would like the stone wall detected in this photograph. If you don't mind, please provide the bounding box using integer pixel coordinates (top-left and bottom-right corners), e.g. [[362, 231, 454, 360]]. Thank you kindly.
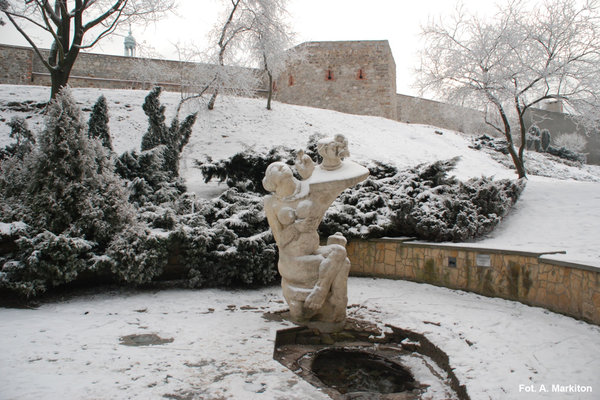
[[347, 238, 600, 325], [1, 43, 265, 93], [274, 41, 397, 120], [0, 45, 33, 85], [1, 43, 596, 162], [396, 94, 496, 135]]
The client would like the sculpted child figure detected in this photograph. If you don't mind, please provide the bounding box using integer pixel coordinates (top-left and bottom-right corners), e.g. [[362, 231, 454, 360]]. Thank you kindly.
[[262, 135, 368, 330]]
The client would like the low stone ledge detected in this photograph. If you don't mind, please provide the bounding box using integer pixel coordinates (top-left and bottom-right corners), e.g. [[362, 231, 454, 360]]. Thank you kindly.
[[373, 237, 568, 259], [539, 256, 600, 273], [346, 239, 600, 325]]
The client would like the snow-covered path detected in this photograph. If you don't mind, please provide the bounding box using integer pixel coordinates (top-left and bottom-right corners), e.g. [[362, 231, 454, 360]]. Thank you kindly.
[[0, 278, 598, 400]]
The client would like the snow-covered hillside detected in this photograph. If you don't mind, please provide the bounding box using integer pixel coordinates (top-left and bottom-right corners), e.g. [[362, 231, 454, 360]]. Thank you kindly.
[[1, 85, 599, 266]]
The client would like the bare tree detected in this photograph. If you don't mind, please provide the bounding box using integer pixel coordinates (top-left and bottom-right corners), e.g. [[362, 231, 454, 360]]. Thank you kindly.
[[417, 0, 600, 178], [205, 0, 293, 110], [206, 0, 252, 110], [3, 0, 175, 99], [129, 43, 171, 90], [244, 0, 293, 110], [169, 42, 258, 117]]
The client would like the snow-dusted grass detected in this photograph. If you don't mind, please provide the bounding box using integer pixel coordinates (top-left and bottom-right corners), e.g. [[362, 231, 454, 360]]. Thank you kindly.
[[0, 278, 598, 400]]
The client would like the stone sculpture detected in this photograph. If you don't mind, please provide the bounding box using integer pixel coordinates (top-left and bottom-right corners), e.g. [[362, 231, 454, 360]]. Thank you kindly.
[[263, 135, 369, 331]]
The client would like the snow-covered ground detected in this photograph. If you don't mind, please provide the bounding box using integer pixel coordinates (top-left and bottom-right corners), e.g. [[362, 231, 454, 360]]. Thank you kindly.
[[476, 177, 600, 266], [1, 85, 599, 266], [1, 85, 599, 398], [0, 278, 598, 400]]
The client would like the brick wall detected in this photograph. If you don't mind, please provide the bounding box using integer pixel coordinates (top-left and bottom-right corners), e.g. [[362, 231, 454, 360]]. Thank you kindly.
[[274, 40, 397, 120], [347, 238, 600, 325]]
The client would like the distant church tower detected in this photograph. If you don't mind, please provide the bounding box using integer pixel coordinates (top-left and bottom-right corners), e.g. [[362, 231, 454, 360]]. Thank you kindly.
[[124, 28, 136, 57]]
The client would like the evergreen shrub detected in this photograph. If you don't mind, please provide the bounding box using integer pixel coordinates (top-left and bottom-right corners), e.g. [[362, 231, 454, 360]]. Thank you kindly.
[[546, 145, 587, 163], [0, 89, 527, 299], [178, 188, 278, 288], [88, 95, 113, 151], [200, 148, 525, 243], [323, 157, 525, 242], [196, 147, 293, 193], [141, 86, 197, 177], [1, 231, 95, 297], [105, 226, 169, 285], [1, 117, 35, 160], [0, 89, 135, 296]]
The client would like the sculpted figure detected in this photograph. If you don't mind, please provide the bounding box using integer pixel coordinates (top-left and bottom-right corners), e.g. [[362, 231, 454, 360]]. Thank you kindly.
[[317, 134, 350, 171], [263, 135, 368, 331]]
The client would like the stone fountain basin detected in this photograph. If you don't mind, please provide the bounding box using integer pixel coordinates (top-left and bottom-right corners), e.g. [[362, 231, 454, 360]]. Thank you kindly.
[[273, 319, 470, 400]]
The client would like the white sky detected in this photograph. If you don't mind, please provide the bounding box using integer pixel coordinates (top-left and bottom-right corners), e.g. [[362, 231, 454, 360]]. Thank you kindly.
[[0, 0, 497, 96]]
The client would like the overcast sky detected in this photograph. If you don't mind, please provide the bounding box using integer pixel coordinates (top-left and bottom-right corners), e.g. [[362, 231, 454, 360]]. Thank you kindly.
[[0, 0, 497, 96]]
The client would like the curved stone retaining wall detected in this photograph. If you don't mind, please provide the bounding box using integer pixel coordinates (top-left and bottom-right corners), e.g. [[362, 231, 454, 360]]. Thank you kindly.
[[346, 238, 600, 325]]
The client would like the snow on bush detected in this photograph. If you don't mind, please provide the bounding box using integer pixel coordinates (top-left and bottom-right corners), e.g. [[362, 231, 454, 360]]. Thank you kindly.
[[0, 89, 139, 296], [176, 188, 278, 288], [525, 126, 586, 163], [201, 148, 525, 243], [1, 88, 278, 297], [0, 89, 524, 298], [1, 231, 95, 297], [116, 147, 186, 205], [196, 146, 293, 193], [0, 88, 135, 247], [0, 116, 35, 160], [469, 135, 510, 154], [323, 157, 525, 241], [141, 86, 197, 178], [105, 226, 169, 285], [546, 145, 586, 163], [554, 132, 588, 152], [87, 95, 113, 151], [195, 134, 325, 194]]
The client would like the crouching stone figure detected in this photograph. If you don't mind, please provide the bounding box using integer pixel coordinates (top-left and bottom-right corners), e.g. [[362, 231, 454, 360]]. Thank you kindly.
[[263, 135, 368, 331]]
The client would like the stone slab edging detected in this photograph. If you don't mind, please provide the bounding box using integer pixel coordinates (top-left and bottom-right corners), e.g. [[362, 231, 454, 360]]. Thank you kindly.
[[346, 238, 600, 325], [366, 237, 600, 273], [538, 256, 600, 273]]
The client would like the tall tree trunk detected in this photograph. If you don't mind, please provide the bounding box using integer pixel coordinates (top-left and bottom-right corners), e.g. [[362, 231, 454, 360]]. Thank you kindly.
[[511, 103, 528, 179], [49, 51, 78, 99], [266, 70, 273, 110], [489, 94, 527, 179], [207, 90, 218, 110], [506, 140, 527, 179], [502, 120, 527, 179], [517, 110, 528, 174], [50, 69, 69, 99]]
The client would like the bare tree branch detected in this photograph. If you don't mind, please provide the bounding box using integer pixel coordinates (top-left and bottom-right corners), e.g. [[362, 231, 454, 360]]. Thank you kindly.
[[417, 0, 600, 178], [4, 0, 175, 99]]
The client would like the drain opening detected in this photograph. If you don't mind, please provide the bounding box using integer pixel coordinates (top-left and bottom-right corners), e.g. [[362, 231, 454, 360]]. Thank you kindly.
[[312, 348, 417, 395]]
